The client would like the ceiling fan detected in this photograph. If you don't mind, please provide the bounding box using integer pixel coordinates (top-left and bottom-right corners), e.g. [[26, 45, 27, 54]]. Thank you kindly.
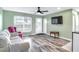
[[36, 7, 48, 14]]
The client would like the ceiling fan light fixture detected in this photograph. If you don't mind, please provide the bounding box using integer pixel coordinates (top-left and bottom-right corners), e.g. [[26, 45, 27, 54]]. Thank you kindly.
[[57, 7, 61, 10], [37, 12, 41, 14], [36, 7, 48, 14]]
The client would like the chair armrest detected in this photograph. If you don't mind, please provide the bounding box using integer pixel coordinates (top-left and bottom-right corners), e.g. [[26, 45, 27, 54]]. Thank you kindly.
[[10, 42, 30, 52]]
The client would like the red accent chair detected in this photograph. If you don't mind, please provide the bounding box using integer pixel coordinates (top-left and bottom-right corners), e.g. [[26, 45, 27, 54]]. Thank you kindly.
[[8, 26, 16, 33], [8, 26, 23, 38]]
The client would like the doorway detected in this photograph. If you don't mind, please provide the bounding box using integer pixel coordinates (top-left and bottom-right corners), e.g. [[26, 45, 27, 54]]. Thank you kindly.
[[35, 17, 43, 33]]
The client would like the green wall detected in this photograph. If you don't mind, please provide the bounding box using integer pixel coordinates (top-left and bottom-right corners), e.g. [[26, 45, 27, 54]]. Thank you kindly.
[[43, 9, 72, 40], [3, 10, 42, 36], [2, 9, 73, 39]]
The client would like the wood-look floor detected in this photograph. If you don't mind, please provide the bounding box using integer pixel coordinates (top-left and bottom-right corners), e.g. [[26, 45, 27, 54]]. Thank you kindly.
[[29, 35, 71, 52]]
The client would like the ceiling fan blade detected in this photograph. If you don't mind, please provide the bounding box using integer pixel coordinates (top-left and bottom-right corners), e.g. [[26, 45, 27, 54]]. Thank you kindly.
[[42, 10, 48, 12], [36, 7, 48, 14], [40, 11, 44, 14]]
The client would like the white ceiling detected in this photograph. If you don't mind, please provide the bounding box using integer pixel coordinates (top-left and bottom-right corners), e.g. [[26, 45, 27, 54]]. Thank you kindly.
[[2, 7, 79, 16]]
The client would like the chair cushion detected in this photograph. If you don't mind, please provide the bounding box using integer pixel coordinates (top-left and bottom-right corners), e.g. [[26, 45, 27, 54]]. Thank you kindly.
[[10, 36, 22, 44], [10, 32, 18, 38]]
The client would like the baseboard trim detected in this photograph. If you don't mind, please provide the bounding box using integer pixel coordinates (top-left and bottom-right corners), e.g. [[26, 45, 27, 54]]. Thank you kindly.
[[31, 32, 48, 35], [46, 33, 72, 41], [59, 37, 72, 41], [31, 33, 72, 41]]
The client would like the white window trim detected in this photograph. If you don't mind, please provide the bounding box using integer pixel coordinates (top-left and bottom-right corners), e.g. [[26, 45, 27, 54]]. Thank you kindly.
[[14, 16, 32, 32]]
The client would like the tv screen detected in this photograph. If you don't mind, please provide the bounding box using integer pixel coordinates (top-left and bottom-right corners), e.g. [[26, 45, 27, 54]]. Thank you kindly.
[[51, 16, 63, 24]]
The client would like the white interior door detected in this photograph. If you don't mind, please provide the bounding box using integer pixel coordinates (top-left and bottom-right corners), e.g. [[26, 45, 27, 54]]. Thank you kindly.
[[0, 14, 2, 31], [43, 18, 47, 33], [35, 18, 42, 33], [72, 10, 79, 32]]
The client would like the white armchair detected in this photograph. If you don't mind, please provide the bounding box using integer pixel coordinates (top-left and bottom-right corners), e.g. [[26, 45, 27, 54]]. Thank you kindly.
[[0, 30, 30, 52], [10, 36, 30, 52], [0, 30, 11, 52]]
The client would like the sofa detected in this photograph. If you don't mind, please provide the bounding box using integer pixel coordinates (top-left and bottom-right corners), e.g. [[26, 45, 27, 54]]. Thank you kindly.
[[0, 30, 30, 52]]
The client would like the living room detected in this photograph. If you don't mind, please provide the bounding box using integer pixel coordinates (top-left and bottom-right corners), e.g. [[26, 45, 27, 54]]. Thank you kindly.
[[0, 7, 78, 52]]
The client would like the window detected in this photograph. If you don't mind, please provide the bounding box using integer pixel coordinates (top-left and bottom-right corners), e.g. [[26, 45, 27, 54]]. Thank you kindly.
[[14, 16, 32, 32]]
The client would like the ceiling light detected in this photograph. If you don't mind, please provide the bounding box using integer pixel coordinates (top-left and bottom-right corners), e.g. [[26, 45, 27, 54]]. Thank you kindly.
[[37, 13, 41, 14], [57, 7, 61, 10]]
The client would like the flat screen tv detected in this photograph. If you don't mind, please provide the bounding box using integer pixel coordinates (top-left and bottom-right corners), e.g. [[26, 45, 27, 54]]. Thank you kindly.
[[51, 16, 63, 24]]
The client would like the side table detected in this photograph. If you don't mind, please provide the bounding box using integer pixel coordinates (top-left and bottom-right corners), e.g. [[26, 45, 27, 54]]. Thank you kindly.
[[50, 32, 59, 38]]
